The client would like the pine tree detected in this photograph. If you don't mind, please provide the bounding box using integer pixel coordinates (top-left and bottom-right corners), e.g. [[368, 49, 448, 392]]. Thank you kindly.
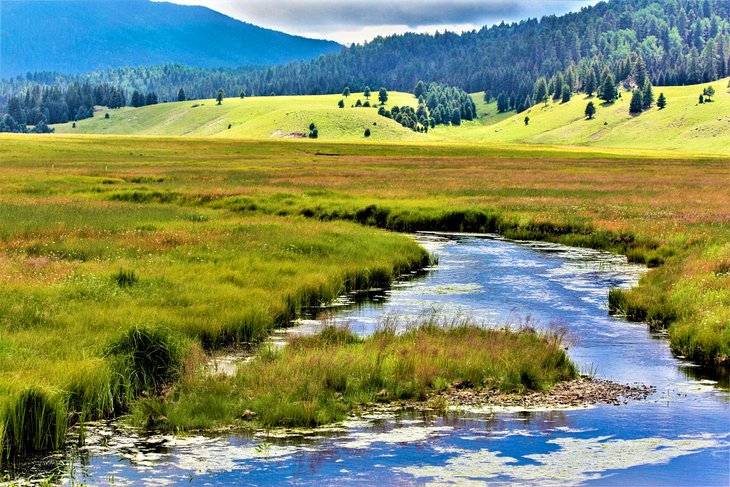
[[414, 80, 426, 98], [632, 56, 648, 89], [599, 72, 617, 103], [496, 92, 509, 113], [629, 90, 643, 113], [584, 101, 596, 119], [178, 88, 186, 102], [378, 88, 388, 105], [584, 70, 597, 96], [240, 90, 246, 99], [533, 77, 548, 104], [641, 81, 653, 108], [561, 84, 571, 103], [657, 92, 666, 109], [703, 85, 715, 101], [342, 87, 351, 98], [216, 88, 224, 105], [451, 107, 461, 126], [364, 86, 371, 99]]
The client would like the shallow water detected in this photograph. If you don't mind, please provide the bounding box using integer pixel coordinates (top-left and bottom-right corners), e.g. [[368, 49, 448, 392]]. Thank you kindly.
[[5, 234, 729, 486]]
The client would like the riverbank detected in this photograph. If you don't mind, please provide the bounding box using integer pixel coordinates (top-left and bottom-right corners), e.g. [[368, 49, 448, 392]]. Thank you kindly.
[[128, 323, 578, 432], [0, 135, 727, 460]]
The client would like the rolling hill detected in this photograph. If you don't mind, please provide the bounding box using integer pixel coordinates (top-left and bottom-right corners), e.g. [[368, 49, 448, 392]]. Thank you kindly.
[[0, 0, 341, 78], [52, 79, 730, 154]]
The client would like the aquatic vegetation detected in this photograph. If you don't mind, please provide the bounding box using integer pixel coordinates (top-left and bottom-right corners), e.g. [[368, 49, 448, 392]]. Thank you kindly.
[[133, 321, 577, 431]]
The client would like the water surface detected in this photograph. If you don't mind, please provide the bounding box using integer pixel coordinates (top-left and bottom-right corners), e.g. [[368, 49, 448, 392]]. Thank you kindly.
[[7, 234, 729, 485]]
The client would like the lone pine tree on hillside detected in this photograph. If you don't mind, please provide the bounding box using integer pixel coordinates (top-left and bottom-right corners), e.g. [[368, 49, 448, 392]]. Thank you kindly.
[[629, 90, 643, 113], [584, 101, 596, 119], [240, 90, 246, 99], [216, 88, 224, 105], [657, 92, 667, 109], [177, 88, 186, 102], [378, 88, 388, 105], [364, 86, 371, 99], [342, 87, 351, 98]]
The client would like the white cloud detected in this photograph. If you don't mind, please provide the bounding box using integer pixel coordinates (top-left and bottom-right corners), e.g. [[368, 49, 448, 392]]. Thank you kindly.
[[159, 0, 597, 44]]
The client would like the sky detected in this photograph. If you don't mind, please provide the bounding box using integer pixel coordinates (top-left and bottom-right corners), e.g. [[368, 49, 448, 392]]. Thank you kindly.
[[161, 0, 598, 45]]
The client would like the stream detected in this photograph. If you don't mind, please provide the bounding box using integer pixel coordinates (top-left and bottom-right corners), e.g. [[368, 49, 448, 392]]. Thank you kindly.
[[5, 234, 729, 486]]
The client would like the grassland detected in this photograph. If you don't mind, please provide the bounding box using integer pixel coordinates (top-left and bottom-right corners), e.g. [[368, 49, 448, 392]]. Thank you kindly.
[[51, 79, 730, 153], [54, 91, 423, 141], [0, 133, 727, 459], [134, 321, 576, 431], [442, 79, 730, 154]]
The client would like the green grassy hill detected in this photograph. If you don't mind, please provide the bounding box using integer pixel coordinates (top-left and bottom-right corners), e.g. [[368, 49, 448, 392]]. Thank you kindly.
[[54, 80, 730, 153], [435, 79, 730, 153], [54, 92, 424, 141]]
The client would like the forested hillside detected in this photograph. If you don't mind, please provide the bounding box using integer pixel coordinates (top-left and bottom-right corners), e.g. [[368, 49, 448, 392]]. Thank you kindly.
[[1, 0, 729, 131], [0, 0, 340, 77]]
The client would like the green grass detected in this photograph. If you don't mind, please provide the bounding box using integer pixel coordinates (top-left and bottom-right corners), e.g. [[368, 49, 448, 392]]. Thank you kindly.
[[51, 80, 730, 153], [131, 320, 577, 431], [54, 91, 423, 141], [0, 132, 727, 460], [434, 78, 730, 153]]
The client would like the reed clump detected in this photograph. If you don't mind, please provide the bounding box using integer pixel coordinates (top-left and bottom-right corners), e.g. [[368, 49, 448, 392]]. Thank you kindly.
[[135, 319, 577, 431]]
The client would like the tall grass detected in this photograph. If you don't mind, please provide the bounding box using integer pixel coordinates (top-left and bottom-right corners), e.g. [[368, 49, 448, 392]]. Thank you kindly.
[[131, 320, 577, 431], [0, 135, 726, 459]]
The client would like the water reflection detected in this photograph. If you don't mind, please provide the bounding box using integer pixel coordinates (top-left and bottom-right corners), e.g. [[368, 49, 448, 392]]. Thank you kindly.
[[4, 234, 729, 485]]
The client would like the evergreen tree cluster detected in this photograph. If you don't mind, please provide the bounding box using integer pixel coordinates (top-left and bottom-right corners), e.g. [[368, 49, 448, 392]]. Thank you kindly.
[[0, 82, 128, 131], [378, 82, 476, 131], [130, 90, 159, 107], [2, 0, 728, 123]]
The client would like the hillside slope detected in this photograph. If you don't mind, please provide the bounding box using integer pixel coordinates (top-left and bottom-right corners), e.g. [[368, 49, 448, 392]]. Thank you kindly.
[[53, 81, 730, 153], [0, 0, 341, 77], [53, 92, 424, 141], [433, 79, 730, 153]]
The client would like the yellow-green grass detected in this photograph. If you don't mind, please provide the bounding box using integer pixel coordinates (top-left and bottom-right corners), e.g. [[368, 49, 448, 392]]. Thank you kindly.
[[428, 78, 730, 154], [0, 133, 727, 458], [0, 192, 429, 458], [53, 91, 423, 141], [133, 322, 576, 431], [51, 80, 730, 153]]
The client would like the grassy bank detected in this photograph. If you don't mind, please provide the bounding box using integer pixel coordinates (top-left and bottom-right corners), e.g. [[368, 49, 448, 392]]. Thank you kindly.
[[131, 321, 577, 431], [0, 197, 429, 459], [0, 134, 727, 458]]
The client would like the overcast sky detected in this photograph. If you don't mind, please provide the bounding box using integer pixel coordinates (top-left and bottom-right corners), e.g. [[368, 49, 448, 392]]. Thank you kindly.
[[162, 0, 598, 45]]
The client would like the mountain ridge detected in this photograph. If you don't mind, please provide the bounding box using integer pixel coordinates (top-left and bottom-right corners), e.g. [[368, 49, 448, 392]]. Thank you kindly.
[[0, 0, 341, 77]]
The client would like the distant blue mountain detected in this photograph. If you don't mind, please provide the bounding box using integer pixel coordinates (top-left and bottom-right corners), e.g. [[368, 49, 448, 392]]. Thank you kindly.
[[0, 0, 342, 77]]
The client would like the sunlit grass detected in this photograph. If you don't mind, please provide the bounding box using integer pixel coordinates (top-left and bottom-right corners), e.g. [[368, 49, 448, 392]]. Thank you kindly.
[[0, 133, 727, 459], [131, 319, 577, 431]]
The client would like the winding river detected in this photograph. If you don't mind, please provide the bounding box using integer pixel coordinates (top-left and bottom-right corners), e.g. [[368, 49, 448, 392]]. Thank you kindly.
[[7, 234, 729, 485]]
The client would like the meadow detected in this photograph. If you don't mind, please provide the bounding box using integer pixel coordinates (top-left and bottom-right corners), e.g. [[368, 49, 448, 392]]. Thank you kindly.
[[52, 79, 730, 154], [0, 133, 727, 459]]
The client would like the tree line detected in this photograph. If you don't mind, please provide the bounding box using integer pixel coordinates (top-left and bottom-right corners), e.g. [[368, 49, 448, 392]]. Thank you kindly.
[[1, 0, 728, 129]]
